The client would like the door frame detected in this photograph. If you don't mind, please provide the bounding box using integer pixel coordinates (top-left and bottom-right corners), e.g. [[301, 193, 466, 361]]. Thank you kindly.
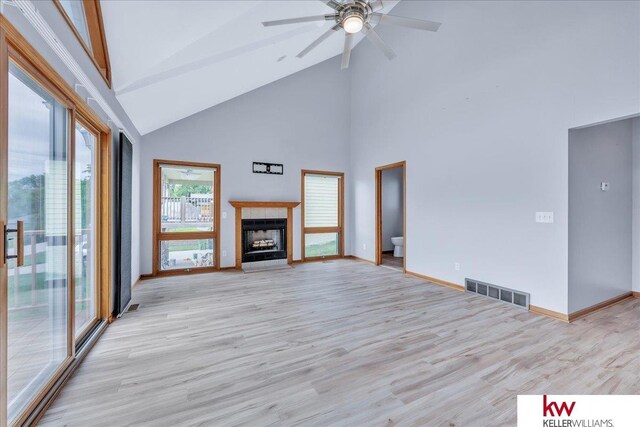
[[300, 170, 345, 262], [0, 16, 111, 427], [152, 159, 221, 277], [375, 161, 406, 272]]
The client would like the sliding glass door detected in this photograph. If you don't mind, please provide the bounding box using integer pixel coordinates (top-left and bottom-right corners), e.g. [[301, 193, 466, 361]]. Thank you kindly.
[[0, 44, 107, 425], [73, 120, 99, 338], [5, 62, 72, 424]]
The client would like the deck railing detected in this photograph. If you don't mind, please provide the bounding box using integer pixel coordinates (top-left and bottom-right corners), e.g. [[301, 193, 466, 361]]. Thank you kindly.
[[8, 229, 91, 310], [161, 196, 213, 225]]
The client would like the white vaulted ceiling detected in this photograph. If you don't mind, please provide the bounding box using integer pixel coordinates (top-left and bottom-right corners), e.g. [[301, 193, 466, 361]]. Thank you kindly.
[[100, 0, 399, 135]]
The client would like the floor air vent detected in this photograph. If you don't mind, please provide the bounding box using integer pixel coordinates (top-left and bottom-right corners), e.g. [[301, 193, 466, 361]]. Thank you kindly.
[[465, 279, 529, 310]]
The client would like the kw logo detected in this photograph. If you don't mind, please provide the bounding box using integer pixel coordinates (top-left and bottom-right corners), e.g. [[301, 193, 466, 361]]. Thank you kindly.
[[543, 395, 576, 417]]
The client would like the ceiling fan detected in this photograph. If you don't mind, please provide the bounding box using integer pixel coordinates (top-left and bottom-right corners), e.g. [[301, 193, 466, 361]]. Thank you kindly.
[[261, 0, 442, 69]]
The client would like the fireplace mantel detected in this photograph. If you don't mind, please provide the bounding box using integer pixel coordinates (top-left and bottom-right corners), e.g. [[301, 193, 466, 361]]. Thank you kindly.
[[229, 201, 300, 208], [229, 200, 300, 269]]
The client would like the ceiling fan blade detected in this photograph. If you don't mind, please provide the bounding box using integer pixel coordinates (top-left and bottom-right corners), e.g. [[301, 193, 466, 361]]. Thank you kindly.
[[262, 15, 335, 27], [368, 0, 384, 12], [341, 33, 354, 70], [297, 23, 341, 58], [374, 14, 442, 32], [364, 23, 396, 60], [320, 0, 342, 10]]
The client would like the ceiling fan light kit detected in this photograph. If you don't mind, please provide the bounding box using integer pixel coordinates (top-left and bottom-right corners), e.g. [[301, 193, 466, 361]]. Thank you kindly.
[[261, 0, 442, 69]]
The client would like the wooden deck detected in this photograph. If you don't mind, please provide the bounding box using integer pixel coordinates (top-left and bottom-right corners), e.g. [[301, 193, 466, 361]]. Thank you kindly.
[[39, 259, 640, 426]]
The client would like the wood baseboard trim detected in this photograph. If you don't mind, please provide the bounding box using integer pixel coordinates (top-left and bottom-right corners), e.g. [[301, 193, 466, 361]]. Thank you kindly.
[[633, 291, 640, 298], [568, 292, 633, 322], [345, 255, 375, 265], [529, 305, 569, 322], [404, 270, 465, 292], [140, 273, 154, 280], [220, 266, 238, 271]]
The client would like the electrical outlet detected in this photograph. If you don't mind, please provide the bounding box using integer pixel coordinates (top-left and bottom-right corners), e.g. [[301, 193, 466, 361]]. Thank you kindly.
[[222, 250, 227, 257], [455, 262, 460, 271], [535, 212, 554, 224]]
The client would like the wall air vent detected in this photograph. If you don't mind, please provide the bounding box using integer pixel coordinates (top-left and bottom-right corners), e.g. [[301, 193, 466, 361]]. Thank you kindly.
[[465, 278, 530, 310]]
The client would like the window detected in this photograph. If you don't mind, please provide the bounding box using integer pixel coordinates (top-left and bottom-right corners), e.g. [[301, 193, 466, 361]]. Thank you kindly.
[[153, 161, 221, 275], [58, 0, 92, 49], [54, 0, 111, 86], [301, 171, 344, 260]]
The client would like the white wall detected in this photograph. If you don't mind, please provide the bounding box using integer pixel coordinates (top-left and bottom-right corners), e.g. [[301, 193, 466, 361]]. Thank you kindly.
[[568, 120, 633, 313], [348, 0, 640, 314], [382, 167, 404, 251], [139, 56, 351, 272], [2, 2, 142, 307], [633, 118, 640, 294]]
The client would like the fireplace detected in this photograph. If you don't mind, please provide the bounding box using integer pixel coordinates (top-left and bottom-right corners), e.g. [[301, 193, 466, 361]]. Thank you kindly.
[[242, 218, 287, 263], [229, 201, 300, 269]]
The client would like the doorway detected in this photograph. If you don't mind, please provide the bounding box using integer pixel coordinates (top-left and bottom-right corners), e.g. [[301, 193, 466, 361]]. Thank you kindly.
[[375, 161, 406, 272]]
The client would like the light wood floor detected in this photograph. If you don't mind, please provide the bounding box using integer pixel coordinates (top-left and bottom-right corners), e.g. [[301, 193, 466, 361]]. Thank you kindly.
[[381, 253, 404, 271], [39, 260, 640, 426]]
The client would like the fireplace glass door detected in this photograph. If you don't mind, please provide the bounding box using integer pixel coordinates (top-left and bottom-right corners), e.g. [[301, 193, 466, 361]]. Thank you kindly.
[[242, 219, 287, 263]]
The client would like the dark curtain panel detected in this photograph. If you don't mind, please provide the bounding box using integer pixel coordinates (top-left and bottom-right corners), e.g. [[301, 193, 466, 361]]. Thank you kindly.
[[115, 132, 132, 315]]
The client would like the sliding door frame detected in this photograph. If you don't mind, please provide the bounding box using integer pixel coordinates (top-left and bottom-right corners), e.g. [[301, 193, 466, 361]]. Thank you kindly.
[[300, 170, 345, 262], [152, 159, 221, 277], [0, 16, 111, 427], [73, 115, 104, 343]]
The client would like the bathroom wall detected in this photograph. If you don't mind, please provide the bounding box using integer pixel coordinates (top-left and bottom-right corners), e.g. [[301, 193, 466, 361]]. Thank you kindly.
[[382, 167, 404, 252]]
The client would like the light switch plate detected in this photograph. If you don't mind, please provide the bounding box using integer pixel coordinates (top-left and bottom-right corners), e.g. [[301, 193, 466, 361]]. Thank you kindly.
[[222, 211, 227, 219]]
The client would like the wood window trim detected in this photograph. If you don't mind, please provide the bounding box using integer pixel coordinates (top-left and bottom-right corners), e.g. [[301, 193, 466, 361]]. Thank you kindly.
[[152, 159, 221, 277], [301, 170, 345, 262], [52, 0, 112, 88], [0, 16, 112, 426], [375, 161, 406, 273]]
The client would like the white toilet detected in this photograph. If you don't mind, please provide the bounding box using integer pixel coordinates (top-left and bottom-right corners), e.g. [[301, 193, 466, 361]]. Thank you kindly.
[[391, 236, 404, 258]]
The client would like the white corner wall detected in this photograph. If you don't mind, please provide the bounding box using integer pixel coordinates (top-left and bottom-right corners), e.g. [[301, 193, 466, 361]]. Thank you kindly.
[[138, 57, 351, 271], [348, 0, 640, 314], [382, 168, 404, 252], [568, 120, 633, 313]]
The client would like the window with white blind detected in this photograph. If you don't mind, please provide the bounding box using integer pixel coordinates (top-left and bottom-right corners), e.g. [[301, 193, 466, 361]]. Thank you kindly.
[[302, 171, 344, 260]]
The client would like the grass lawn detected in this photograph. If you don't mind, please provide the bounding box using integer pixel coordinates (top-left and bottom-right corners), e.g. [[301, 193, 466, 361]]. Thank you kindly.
[[305, 241, 339, 258]]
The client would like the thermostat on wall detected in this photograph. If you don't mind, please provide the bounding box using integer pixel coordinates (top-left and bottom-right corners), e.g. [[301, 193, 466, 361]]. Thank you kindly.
[[601, 182, 610, 191]]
